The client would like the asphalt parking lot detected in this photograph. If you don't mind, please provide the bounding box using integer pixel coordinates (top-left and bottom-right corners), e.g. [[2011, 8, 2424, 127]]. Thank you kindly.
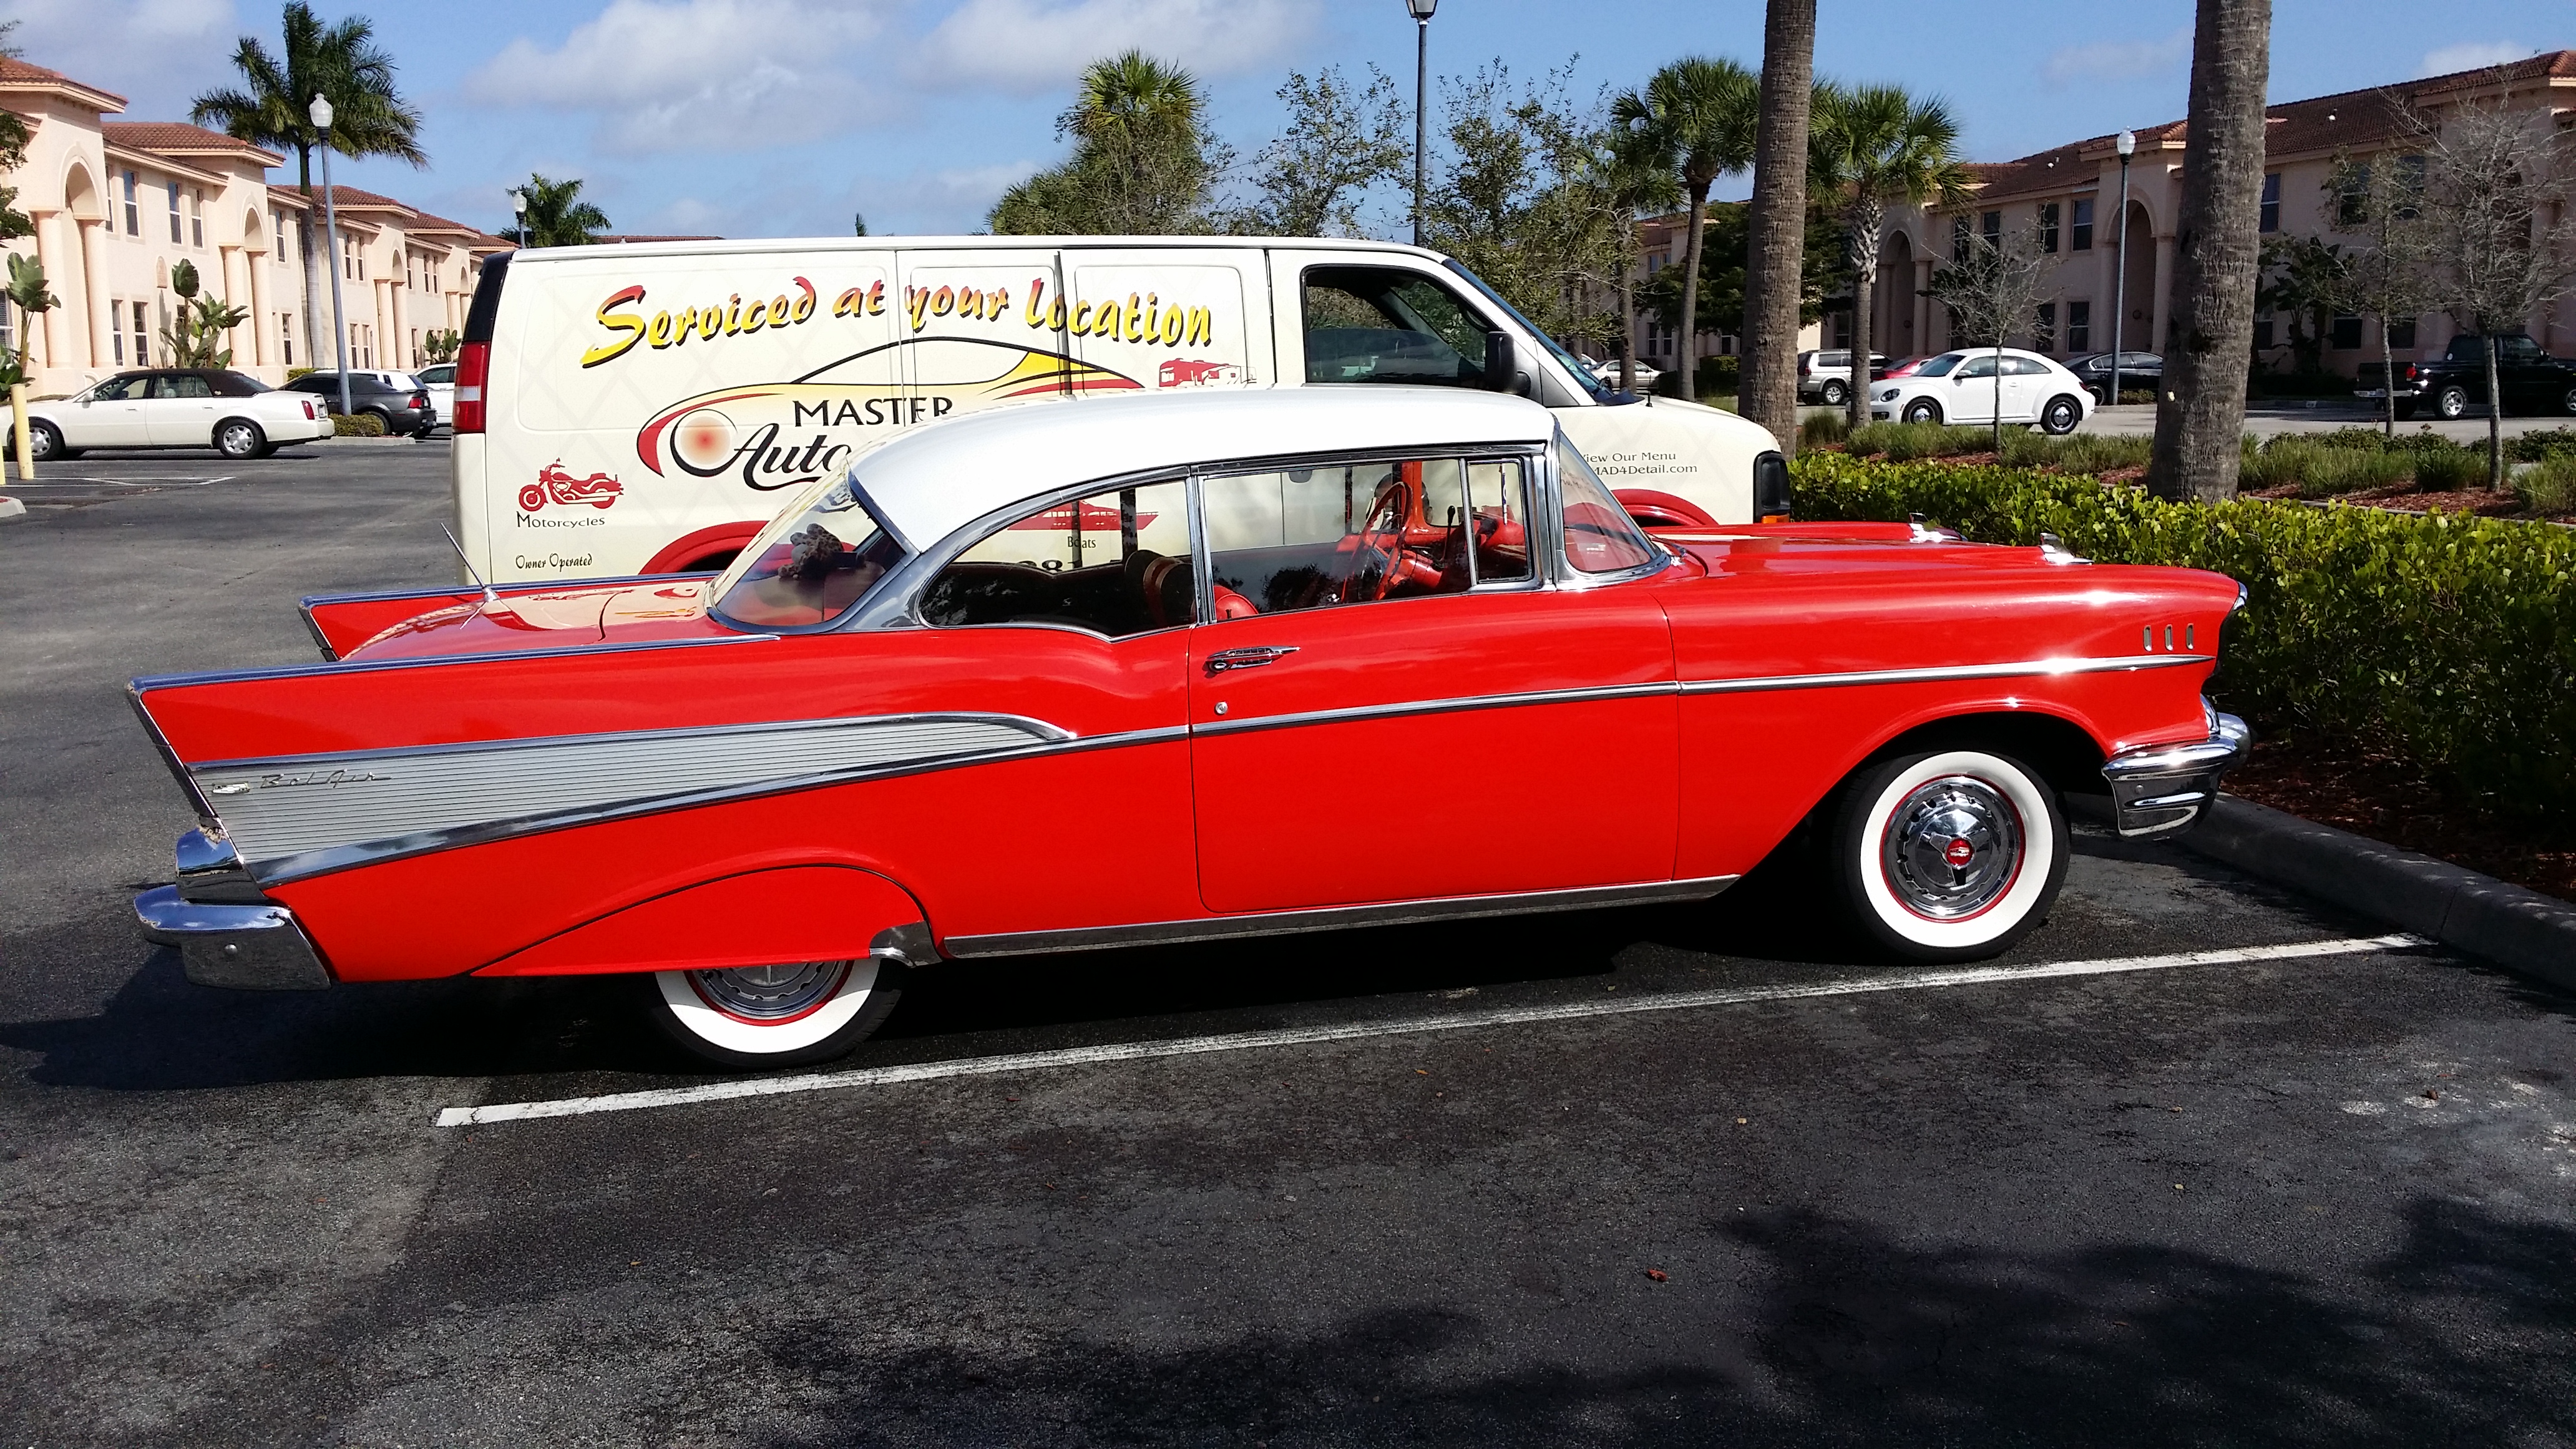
[[4, 440, 2572, 1448]]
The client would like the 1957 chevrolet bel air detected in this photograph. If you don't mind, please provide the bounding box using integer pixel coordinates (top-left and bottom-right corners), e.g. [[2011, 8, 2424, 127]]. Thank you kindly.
[[131, 389, 2247, 1066]]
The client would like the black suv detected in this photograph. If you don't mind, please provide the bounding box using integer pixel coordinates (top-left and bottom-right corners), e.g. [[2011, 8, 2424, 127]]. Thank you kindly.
[[283, 371, 436, 436], [2364, 335, 2576, 421]]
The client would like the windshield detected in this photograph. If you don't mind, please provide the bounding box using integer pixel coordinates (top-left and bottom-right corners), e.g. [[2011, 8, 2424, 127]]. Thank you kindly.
[[1442, 260, 1620, 404], [710, 472, 907, 629], [1916, 353, 1967, 378], [1555, 433, 1661, 574]]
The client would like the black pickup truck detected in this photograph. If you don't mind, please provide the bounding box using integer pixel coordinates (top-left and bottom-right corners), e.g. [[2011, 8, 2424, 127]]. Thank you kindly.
[[2359, 334, 2576, 421]]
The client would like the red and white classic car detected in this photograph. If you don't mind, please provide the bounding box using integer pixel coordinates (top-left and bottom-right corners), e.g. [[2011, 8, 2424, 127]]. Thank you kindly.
[[132, 390, 2247, 1066]]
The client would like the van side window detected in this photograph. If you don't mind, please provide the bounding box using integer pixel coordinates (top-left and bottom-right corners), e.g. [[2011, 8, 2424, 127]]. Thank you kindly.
[[1302, 266, 1495, 389], [920, 480, 1194, 637]]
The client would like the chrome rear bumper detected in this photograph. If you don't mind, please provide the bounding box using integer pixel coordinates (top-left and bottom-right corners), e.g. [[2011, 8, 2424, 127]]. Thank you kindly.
[[2101, 711, 2251, 838], [134, 829, 332, 989]]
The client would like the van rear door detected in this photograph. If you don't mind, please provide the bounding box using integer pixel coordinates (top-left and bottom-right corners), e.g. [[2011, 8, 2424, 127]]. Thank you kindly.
[[1060, 247, 1269, 398], [890, 248, 1076, 421]]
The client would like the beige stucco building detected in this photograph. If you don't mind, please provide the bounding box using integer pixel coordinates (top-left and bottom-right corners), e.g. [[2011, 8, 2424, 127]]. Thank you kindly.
[[0, 57, 510, 396]]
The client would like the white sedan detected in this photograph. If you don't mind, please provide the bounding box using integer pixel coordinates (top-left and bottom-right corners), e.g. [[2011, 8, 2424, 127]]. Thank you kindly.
[[1868, 348, 2094, 435], [1588, 358, 1662, 392], [412, 362, 456, 427], [12, 368, 337, 461]]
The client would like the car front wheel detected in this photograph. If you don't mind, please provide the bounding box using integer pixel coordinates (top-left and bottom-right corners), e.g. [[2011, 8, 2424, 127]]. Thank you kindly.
[[2040, 395, 2082, 435], [2433, 384, 2470, 420], [215, 419, 266, 460], [1821, 379, 1848, 406], [1831, 747, 2068, 963], [1901, 398, 1943, 426], [14, 419, 68, 462], [648, 959, 906, 1068], [2560, 384, 2576, 417]]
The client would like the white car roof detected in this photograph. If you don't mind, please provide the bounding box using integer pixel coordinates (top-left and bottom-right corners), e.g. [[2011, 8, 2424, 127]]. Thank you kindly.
[[857, 388, 1559, 551]]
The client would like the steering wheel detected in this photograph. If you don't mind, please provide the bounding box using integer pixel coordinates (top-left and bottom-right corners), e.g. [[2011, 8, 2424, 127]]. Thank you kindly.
[[1350, 477, 1428, 602]]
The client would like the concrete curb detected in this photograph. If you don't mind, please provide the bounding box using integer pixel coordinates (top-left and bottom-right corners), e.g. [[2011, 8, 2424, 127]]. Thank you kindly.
[[2182, 794, 2576, 994]]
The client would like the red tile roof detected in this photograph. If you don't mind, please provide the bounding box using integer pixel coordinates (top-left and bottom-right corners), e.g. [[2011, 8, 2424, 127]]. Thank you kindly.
[[101, 120, 280, 163], [0, 56, 127, 108]]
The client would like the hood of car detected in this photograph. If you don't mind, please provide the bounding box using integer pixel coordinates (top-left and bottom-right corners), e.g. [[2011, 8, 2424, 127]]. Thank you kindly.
[[343, 578, 731, 661]]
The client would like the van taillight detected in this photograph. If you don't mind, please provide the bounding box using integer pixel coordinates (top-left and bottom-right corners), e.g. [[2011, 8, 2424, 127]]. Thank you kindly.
[[453, 341, 489, 433]]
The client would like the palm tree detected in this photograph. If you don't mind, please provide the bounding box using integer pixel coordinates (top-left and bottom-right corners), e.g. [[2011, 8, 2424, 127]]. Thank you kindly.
[[2146, 0, 2272, 502], [1616, 57, 1759, 396], [1598, 114, 1682, 393], [1740, 0, 1817, 451], [191, 1, 424, 367], [1810, 84, 1973, 431], [509, 174, 610, 248], [1070, 51, 1211, 234]]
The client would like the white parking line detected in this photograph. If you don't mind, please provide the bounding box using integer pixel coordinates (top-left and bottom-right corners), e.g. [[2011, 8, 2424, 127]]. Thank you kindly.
[[432, 933, 2429, 1128]]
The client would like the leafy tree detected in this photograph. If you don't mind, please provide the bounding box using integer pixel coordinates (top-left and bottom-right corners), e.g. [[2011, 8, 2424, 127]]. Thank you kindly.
[[2318, 152, 2436, 437], [2147, 0, 2272, 504], [1224, 66, 1408, 238], [991, 51, 1223, 235], [190, 1, 424, 366], [0, 252, 58, 391], [1740, 0, 1818, 449], [155, 259, 250, 367], [1418, 61, 1620, 351], [507, 173, 610, 247], [2397, 88, 2576, 489], [1612, 57, 1759, 394], [419, 328, 461, 364], [1637, 201, 1839, 341], [853, 212, 868, 237], [2252, 234, 2346, 377], [1809, 82, 1972, 430], [1928, 219, 2052, 453]]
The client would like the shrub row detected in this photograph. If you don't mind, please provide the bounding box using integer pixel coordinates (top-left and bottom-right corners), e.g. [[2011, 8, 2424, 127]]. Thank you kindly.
[[331, 411, 386, 437], [1790, 452, 2576, 820]]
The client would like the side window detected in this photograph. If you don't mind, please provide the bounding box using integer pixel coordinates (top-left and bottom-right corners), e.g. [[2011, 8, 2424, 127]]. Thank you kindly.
[[152, 374, 215, 399], [1203, 456, 1527, 617], [90, 376, 140, 401], [1555, 437, 1657, 575], [1956, 355, 2000, 379], [2008, 356, 2052, 376], [921, 480, 1193, 637], [1301, 266, 1494, 388]]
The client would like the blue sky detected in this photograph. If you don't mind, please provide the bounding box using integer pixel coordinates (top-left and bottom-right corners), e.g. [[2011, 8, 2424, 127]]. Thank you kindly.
[[17, 0, 2563, 239]]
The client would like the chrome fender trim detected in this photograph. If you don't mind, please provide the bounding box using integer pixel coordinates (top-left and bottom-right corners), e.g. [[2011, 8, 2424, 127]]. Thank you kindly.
[[134, 885, 333, 990], [2101, 710, 2251, 837]]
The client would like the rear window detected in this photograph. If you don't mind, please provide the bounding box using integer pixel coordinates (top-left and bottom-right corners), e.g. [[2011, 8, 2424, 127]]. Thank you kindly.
[[215, 370, 269, 396], [1916, 353, 1966, 378]]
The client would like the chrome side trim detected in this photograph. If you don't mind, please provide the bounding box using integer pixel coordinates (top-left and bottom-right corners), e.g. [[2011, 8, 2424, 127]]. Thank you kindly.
[[1679, 653, 2208, 696], [941, 875, 1740, 958], [129, 631, 779, 693], [192, 710, 1074, 774], [1194, 681, 1673, 738], [242, 721, 1191, 885], [134, 884, 333, 990], [125, 683, 215, 820], [2101, 711, 2250, 837], [298, 572, 713, 613]]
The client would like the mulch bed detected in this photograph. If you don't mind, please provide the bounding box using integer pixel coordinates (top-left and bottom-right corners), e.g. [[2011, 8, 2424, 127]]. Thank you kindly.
[[2219, 730, 2576, 904]]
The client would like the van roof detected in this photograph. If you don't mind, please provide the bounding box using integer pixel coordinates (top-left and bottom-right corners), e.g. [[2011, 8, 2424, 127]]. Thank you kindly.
[[497, 235, 1455, 265], [854, 388, 1558, 552]]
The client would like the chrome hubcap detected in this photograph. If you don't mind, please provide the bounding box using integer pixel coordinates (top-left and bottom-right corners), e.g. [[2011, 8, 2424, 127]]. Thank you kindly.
[[1882, 776, 2022, 919], [689, 961, 851, 1021]]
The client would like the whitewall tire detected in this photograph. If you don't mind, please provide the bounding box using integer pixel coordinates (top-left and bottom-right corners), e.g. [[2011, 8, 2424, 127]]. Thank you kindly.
[[1832, 748, 2068, 962], [648, 959, 905, 1068]]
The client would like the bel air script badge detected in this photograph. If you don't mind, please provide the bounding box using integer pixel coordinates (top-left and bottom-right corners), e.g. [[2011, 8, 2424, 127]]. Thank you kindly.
[[206, 768, 393, 795]]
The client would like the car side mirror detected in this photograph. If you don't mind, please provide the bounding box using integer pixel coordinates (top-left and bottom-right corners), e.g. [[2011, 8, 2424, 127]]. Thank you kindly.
[[1484, 331, 1516, 394]]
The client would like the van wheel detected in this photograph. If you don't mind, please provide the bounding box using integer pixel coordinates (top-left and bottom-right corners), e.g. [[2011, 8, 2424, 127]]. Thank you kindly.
[[215, 418, 266, 460], [1902, 399, 1943, 426], [1830, 748, 2067, 963], [648, 960, 907, 1069]]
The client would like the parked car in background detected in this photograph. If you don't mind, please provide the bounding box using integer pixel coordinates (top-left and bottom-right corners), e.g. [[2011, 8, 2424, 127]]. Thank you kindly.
[[1797, 350, 1889, 407], [283, 371, 436, 436], [1871, 349, 2094, 434], [413, 362, 456, 427], [130, 389, 2245, 1067], [2360, 334, 2576, 421], [2068, 351, 2162, 404], [1879, 356, 1931, 380], [1588, 358, 1662, 393], [6, 368, 334, 461]]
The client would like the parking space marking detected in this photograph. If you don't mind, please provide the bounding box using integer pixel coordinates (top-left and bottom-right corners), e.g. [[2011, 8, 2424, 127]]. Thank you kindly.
[[434, 933, 2427, 1128]]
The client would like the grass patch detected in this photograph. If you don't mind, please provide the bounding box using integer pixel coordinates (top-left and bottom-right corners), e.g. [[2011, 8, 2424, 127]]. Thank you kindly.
[[2520, 455, 2576, 515]]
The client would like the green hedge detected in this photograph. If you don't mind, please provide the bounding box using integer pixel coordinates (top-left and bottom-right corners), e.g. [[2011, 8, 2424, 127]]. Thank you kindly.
[[1791, 452, 2576, 819]]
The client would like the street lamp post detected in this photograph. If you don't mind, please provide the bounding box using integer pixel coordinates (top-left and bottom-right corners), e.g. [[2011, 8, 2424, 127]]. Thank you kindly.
[[509, 188, 529, 248], [2110, 128, 2135, 409], [311, 94, 352, 422], [1407, 0, 1436, 247]]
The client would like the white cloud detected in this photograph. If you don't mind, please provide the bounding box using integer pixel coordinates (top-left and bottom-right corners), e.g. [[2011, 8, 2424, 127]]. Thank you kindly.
[[464, 0, 897, 155], [917, 0, 1315, 95], [2040, 26, 2190, 89], [6, 0, 234, 112], [2421, 41, 2536, 77]]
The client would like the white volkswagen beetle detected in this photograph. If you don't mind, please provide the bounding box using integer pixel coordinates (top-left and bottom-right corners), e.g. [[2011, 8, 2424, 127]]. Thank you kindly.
[[11, 368, 338, 462], [1868, 348, 2094, 435]]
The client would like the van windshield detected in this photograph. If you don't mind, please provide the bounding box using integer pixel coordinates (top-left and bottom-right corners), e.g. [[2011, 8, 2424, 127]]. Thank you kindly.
[[1442, 260, 1619, 404], [710, 473, 907, 629]]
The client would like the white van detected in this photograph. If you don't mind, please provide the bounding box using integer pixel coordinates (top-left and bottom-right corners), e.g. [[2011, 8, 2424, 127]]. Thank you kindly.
[[452, 237, 1788, 581]]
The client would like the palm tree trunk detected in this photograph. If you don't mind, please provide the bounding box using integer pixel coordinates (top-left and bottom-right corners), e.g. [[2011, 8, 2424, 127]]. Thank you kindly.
[[2147, 0, 2272, 502], [1845, 198, 1882, 434], [1672, 183, 1710, 399], [296, 144, 325, 374], [1616, 249, 1637, 393], [1740, 0, 1817, 453]]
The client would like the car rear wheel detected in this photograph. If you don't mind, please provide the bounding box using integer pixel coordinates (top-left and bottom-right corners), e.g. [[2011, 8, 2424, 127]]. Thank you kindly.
[[1901, 398, 1943, 426], [648, 959, 906, 1068], [2560, 384, 2576, 416], [2039, 395, 2082, 435], [215, 418, 265, 461], [1830, 748, 2067, 963], [1821, 379, 1848, 407], [2433, 384, 2469, 420]]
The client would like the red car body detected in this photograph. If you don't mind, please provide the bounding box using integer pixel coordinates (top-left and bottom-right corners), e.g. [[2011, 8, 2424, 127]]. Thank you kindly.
[[132, 391, 2244, 1065]]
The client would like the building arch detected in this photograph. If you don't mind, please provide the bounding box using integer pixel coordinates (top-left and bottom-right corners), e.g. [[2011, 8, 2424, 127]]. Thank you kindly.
[[62, 160, 103, 221], [1875, 228, 1918, 359]]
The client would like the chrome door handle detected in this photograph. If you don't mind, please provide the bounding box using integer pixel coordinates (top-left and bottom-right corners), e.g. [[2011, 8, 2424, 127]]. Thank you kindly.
[[1204, 646, 1297, 675]]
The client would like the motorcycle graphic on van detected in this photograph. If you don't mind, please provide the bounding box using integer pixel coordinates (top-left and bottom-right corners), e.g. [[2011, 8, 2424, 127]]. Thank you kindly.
[[519, 462, 625, 512]]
